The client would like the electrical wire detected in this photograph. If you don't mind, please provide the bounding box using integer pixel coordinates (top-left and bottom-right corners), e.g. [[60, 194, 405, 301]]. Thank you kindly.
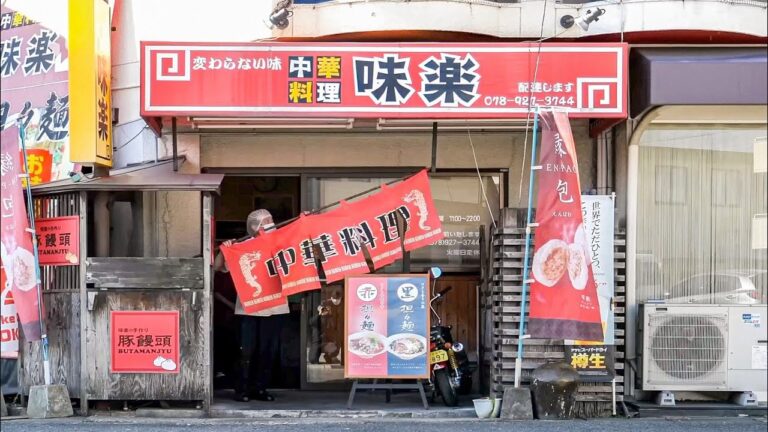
[[114, 125, 148, 151], [517, 0, 548, 205], [467, 130, 497, 230]]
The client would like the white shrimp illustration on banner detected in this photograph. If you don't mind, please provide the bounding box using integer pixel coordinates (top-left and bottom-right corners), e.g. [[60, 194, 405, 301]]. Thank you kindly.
[[238, 251, 263, 297], [403, 189, 430, 230]]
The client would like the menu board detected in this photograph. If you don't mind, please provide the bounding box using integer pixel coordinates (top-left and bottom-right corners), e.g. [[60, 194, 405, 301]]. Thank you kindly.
[[344, 275, 430, 379]]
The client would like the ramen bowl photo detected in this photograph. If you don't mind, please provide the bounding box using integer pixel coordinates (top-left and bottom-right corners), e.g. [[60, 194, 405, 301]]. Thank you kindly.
[[348, 331, 387, 358], [387, 333, 427, 360], [531, 239, 569, 287]]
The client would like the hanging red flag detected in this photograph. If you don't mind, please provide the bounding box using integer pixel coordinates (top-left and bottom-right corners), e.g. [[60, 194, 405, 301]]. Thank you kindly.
[[342, 194, 404, 270], [391, 170, 445, 252], [0, 126, 42, 341], [220, 231, 285, 314], [304, 207, 370, 283], [272, 216, 321, 296], [527, 111, 604, 342]]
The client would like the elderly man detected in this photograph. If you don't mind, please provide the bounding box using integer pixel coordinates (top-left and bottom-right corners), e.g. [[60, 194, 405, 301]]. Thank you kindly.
[[214, 209, 288, 402]]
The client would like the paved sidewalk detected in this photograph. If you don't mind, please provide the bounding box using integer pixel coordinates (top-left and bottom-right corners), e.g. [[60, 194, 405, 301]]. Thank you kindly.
[[1, 416, 767, 432]]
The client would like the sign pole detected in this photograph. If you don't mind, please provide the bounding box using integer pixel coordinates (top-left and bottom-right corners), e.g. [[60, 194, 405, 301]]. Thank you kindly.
[[514, 109, 540, 389], [18, 126, 52, 385]]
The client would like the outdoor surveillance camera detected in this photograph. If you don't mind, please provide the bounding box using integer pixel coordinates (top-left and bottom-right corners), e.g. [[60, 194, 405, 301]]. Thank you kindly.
[[268, 0, 294, 30], [560, 8, 606, 31]]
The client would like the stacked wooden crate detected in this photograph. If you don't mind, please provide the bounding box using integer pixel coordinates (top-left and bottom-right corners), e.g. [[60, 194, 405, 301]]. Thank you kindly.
[[488, 225, 627, 417]]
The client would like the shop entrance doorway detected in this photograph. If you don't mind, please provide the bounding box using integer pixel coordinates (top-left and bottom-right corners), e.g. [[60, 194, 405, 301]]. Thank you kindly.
[[212, 176, 302, 393]]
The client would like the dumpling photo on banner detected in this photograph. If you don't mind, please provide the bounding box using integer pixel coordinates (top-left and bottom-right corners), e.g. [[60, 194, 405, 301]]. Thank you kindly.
[[220, 231, 285, 314], [341, 194, 404, 270], [527, 110, 604, 342], [391, 169, 445, 252], [271, 215, 321, 296], [304, 207, 370, 284], [0, 126, 43, 341]]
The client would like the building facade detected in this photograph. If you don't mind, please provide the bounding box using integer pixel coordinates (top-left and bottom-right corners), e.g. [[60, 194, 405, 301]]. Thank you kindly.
[[7, 0, 767, 415]]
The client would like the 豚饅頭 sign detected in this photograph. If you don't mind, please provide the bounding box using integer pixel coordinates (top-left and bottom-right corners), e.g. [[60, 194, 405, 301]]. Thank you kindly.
[[141, 42, 627, 119], [110, 311, 179, 374], [345, 274, 430, 379], [35, 216, 79, 266]]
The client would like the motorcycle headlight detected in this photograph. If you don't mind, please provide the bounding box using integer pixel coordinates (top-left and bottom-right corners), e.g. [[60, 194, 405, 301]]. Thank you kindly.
[[451, 342, 464, 353]]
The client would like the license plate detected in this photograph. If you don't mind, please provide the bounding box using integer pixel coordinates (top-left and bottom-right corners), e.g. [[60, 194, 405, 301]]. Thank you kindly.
[[430, 350, 449, 364]]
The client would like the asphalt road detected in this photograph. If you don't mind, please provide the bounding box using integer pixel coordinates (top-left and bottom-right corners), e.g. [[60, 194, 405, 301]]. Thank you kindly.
[[1, 417, 767, 432]]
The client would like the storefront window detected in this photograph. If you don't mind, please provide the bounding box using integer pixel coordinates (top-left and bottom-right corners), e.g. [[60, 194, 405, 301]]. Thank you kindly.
[[634, 124, 767, 304], [303, 173, 501, 384]]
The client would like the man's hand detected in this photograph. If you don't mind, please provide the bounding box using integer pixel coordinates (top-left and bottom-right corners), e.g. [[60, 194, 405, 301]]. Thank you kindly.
[[222, 239, 234, 247]]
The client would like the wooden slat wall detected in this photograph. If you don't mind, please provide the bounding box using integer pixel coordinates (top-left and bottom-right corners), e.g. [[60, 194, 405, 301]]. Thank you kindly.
[[85, 290, 206, 400], [19, 194, 82, 397], [86, 258, 204, 289], [83, 257, 207, 401], [487, 224, 627, 417]]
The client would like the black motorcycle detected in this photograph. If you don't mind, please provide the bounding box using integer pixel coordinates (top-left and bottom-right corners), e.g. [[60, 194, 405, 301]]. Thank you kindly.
[[428, 268, 474, 407]]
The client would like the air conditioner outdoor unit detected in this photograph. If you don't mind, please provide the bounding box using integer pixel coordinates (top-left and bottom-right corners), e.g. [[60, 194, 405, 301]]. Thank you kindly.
[[641, 304, 767, 393]]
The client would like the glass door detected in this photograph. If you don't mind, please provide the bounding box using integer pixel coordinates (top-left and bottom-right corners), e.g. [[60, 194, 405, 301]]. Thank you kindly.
[[298, 171, 504, 389]]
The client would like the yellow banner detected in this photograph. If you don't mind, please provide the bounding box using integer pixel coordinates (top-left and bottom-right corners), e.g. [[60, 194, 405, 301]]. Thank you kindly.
[[69, 0, 112, 167]]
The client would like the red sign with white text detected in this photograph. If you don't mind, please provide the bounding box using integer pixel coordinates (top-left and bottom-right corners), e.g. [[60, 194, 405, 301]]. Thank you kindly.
[[272, 216, 321, 296], [141, 42, 627, 119], [110, 310, 180, 373], [35, 216, 79, 266], [527, 111, 604, 342], [220, 231, 286, 314], [0, 126, 42, 341]]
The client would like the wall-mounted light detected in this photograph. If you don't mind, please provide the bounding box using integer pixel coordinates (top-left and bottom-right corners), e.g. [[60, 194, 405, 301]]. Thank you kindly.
[[560, 8, 606, 31]]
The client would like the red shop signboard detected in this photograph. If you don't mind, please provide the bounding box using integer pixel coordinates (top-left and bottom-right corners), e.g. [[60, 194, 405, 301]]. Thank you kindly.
[[110, 311, 180, 374], [35, 216, 79, 266], [141, 42, 627, 119]]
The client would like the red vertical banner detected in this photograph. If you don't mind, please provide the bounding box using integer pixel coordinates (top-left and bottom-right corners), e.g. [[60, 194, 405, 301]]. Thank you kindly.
[[0, 126, 42, 341], [527, 111, 603, 342], [220, 231, 285, 314]]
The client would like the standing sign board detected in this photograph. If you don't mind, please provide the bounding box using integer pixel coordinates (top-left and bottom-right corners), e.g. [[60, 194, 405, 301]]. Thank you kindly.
[[345, 275, 430, 379], [110, 311, 180, 374], [564, 345, 615, 382], [565, 195, 615, 381], [141, 42, 627, 119]]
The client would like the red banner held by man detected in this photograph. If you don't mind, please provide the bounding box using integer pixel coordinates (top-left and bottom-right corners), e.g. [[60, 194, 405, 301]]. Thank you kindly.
[[392, 170, 445, 252], [272, 216, 321, 296], [0, 126, 42, 341], [527, 111, 604, 342], [220, 231, 285, 314], [342, 194, 404, 270], [304, 208, 370, 283]]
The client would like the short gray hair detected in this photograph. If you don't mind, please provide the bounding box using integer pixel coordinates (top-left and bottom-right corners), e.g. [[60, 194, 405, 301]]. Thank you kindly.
[[246, 209, 274, 236]]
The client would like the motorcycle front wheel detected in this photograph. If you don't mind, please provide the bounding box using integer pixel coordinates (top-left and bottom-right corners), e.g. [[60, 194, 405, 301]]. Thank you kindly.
[[434, 369, 458, 407]]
